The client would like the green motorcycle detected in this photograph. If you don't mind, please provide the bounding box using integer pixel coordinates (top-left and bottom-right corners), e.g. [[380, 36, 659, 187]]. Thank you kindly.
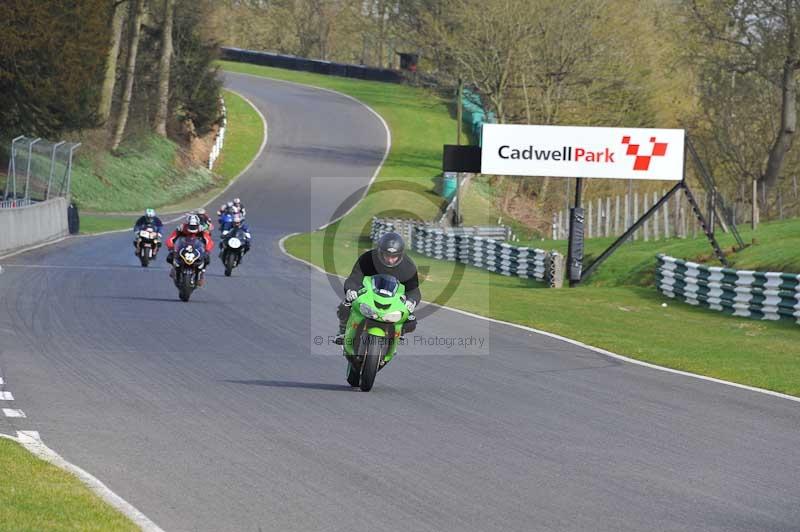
[[342, 274, 416, 392]]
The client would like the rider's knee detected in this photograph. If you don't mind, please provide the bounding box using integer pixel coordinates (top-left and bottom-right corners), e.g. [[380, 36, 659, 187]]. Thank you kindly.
[[337, 302, 351, 322]]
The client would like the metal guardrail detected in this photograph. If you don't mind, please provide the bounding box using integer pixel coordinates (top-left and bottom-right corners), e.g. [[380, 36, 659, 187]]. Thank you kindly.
[[371, 217, 511, 244], [371, 217, 563, 286], [221, 47, 405, 83], [208, 97, 227, 170], [656, 254, 800, 324], [4, 136, 80, 201]]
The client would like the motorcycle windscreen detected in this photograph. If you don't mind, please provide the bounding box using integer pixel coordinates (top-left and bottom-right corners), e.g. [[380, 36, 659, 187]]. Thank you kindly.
[[179, 237, 205, 253], [371, 274, 399, 298]]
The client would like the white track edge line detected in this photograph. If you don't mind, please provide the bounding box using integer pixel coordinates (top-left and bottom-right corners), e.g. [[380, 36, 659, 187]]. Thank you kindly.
[[6, 431, 164, 531], [0, 235, 71, 260]]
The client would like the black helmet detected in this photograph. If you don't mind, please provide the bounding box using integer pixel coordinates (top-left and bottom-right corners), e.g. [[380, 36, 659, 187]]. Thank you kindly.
[[377, 232, 405, 268]]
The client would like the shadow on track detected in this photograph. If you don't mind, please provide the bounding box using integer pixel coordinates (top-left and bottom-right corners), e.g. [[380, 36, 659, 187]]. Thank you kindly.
[[223, 379, 353, 391], [80, 295, 214, 304]]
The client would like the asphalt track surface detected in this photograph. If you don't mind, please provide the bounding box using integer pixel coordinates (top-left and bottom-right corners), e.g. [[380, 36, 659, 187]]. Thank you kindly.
[[1, 72, 799, 532]]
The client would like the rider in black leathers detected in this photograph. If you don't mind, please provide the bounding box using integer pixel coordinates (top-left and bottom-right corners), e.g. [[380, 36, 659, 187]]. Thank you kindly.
[[334, 232, 420, 344]]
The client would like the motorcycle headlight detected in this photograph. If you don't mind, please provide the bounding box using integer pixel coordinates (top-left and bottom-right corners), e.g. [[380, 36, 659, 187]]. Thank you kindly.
[[381, 311, 403, 323], [359, 303, 378, 319]]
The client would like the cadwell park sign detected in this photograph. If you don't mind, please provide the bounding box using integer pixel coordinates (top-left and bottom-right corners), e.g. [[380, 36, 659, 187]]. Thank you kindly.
[[480, 124, 685, 181], [441, 123, 738, 286]]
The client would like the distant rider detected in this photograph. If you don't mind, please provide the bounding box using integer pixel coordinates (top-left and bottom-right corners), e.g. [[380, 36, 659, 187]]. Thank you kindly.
[[193, 208, 214, 232], [334, 232, 420, 344], [219, 212, 251, 262], [220, 206, 243, 232], [232, 197, 246, 218], [217, 201, 235, 225], [133, 208, 163, 253]]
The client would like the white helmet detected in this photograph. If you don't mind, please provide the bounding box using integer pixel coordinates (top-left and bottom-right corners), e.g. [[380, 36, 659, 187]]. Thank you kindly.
[[185, 214, 201, 234]]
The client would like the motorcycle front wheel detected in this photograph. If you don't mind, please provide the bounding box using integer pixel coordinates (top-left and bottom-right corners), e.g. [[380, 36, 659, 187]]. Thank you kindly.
[[359, 336, 384, 392], [178, 271, 193, 302], [224, 252, 236, 277], [346, 362, 360, 388]]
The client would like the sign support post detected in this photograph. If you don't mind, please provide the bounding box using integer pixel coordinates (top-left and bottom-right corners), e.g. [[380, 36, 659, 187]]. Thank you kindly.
[[567, 177, 584, 286]]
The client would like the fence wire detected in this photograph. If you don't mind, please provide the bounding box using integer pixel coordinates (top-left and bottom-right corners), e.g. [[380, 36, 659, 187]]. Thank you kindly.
[[4, 136, 80, 202]]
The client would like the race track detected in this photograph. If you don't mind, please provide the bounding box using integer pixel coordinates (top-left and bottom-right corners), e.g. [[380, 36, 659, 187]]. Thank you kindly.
[[1, 71, 799, 532]]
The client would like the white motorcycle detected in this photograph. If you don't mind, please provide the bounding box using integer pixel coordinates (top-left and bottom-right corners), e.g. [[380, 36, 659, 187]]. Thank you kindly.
[[134, 225, 161, 267]]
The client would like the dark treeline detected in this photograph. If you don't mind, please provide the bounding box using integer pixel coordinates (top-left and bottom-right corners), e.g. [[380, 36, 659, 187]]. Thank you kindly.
[[0, 0, 221, 154]]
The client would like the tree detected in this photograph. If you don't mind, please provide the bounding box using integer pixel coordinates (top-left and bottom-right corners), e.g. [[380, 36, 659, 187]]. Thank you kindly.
[[99, 1, 128, 125], [416, 0, 539, 123], [155, 0, 176, 136], [111, 0, 145, 152], [171, 0, 223, 136], [687, 0, 800, 193], [0, 0, 110, 137]]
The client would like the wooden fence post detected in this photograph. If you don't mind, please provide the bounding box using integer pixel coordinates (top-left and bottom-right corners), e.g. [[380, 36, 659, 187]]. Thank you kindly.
[[615, 195, 621, 236], [652, 191, 659, 240], [624, 194, 629, 237], [663, 189, 670, 238], [605, 197, 611, 237], [587, 202, 593, 238], [643, 193, 650, 242], [596, 198, 602, 237], [633, 192, 639, 240]]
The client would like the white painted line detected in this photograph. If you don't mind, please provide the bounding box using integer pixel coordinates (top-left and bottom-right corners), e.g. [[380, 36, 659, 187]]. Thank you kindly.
[[15, 431, 164, 532], [0, 264, 169, 272], [3, 408, 25, 418], [0, 391, 13, 400], [0, 376, 4, 385], [0, 235, 71, 261], [271, 76, 800, 406]]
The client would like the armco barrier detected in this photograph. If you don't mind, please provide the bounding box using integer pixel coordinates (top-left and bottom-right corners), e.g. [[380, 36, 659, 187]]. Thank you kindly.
[[221, 47, 404, 83], [0, 197, 70, 255], [372, 218, 562, 286], [656, 254, 800, 324]]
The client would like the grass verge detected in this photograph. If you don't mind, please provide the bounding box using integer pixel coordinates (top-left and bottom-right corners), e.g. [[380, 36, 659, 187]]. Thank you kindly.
[[0, 438, 138, 531], [78, 88, 264, 233], [232, 62, 800, 397], [78, 215, 136, 235], [71, 134, 214, 213]]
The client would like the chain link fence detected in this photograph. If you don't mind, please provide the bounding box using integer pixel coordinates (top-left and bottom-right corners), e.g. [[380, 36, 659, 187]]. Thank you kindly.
[[3, 136, 80, 203]]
